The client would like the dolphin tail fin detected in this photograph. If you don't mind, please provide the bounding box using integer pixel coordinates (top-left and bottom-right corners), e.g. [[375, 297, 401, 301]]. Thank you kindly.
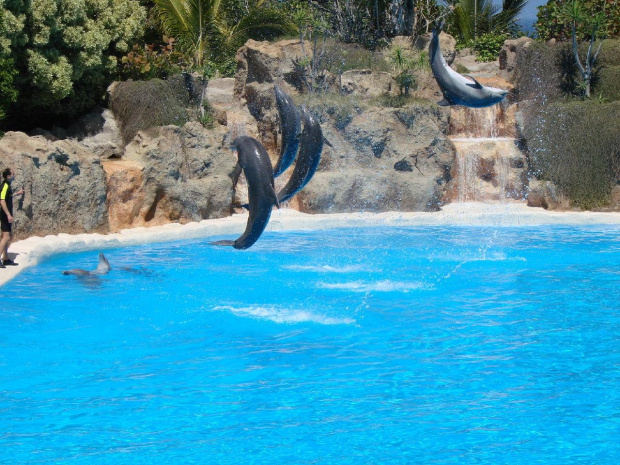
[[437, 99, 452, 106], [210, 240, 235, 247], [96, 253, 111, 274], [432, 20, 444, 35], [269, 187, 280, 209]]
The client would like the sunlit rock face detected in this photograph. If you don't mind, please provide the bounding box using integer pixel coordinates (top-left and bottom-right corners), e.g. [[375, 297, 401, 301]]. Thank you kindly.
[[107, 122, 237, 231], [0, 132, 109, 239], [290, 105, 455, 213], [340, 70, 398, 98]]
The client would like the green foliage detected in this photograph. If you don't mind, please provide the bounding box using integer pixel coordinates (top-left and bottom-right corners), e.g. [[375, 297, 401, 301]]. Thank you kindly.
[[536, 0, 620, 41], [387, 45, 426, 95], [120, 36, 186, 80], [109, 75, 190, 144], [472, 33, 509, 61], [153, 0, 296, 69], [448, 0, 526, 42], [523, 100, 620, 209], [0, 0, 146, 128], [0, 56, 18, 119]]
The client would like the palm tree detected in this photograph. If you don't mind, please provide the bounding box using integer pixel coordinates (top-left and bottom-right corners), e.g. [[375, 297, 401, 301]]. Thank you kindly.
[[449, 0, 527, 42], [153, 0, 297, 68]]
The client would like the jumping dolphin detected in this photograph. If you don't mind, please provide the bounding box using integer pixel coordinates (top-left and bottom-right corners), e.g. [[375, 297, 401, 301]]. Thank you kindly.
[[62, 252, 111, 276], [212, 136, 279, 250], [273, 85, 301, 178], [277, 106, 324, 204], [429, 25, 509, 108]]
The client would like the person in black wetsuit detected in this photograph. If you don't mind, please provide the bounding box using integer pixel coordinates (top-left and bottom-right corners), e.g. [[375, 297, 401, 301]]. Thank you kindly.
[[0, 168, 24, 268]]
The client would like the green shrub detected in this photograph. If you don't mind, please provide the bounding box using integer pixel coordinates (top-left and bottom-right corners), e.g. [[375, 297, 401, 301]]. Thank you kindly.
[[523, 100, 620, 209], [472, 33, 509, 62], [120, 37, 186, 80], [109, 75, 190, 144], [0, 0, 146, 129], [0, 55, 17, 121], [593, 65, 620, 101]]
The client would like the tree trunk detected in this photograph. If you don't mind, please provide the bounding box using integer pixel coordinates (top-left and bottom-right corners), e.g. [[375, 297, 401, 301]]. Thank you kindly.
[[405, 0, 415, 36]]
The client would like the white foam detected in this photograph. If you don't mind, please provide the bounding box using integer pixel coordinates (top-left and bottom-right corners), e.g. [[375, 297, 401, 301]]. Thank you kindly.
[[214, 305, 355, 325], [283, 264, 370, 273], [4, 203, 620, 287], [318, 280, 428, 293]]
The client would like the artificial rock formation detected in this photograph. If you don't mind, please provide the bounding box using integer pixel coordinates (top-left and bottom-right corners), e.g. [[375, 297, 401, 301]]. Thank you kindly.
[[286, 104, 454, 213], [0, 132, 109, 239], [107, 122, 237, 231]]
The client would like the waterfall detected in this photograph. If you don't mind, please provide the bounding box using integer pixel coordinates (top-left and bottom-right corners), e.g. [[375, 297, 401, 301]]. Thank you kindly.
[[446, 103, 528, 203]]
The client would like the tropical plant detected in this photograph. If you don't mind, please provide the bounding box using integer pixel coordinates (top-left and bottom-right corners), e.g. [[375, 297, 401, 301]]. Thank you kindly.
[[388, 45, 428, 95], [535, 0, 620, 41], [449, 0, 527, 43], [0, 0, 146, 128], [562, 0, 613, 97], [152, 0, 297, 69]]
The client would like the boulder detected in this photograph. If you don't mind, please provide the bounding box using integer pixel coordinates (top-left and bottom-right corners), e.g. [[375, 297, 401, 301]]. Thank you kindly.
[[68, 108, 124, 159], [526, 179, 571, 210], [499, 36, 535, 82], [0, 132, 109, 239], [113, 122, 237, 230]]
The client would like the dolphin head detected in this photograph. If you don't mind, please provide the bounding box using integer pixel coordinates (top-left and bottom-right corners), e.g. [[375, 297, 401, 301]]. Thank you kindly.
[[483, 87, 510, 105]]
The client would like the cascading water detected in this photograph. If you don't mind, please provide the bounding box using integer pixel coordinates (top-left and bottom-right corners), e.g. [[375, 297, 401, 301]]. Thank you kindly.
[[445, 102, 529, 203]]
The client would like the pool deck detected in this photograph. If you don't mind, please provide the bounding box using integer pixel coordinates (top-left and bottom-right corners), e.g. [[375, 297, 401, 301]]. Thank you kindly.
[[2, 202, 620, 287]]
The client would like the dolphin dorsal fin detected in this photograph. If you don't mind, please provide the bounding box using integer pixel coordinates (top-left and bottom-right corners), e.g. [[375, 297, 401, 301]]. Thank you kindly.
[[464, 75, 483, 89]]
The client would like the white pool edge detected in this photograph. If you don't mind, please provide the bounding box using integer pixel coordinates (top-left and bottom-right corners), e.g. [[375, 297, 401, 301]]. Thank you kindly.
[[3, 202, 620, 287]]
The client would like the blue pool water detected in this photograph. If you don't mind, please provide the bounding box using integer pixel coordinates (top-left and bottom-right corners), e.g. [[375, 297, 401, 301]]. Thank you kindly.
[[2, 225, 620, 464]]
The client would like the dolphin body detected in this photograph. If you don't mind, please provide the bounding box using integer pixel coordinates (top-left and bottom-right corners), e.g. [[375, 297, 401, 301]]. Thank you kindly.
[[62, 252, 111, 276], [429, 26, 509, 108], [277, 106, 324, 204], [273, 85, 301, 178], [212, 136, 279, 249]]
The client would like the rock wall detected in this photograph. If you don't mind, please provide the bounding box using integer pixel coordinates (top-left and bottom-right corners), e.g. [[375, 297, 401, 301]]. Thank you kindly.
[[0, 132, 109, 240], [292, 105, 453, 213], [106, 122, 236, 231]]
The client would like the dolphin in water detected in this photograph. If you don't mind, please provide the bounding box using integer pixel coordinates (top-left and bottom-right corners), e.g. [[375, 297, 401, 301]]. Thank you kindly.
[[212, 136, 279, 250], [62, 252, 111, 276], [429, 24, 509, 108], [277, 106, 324, 204], [273, 85, 301, 178]]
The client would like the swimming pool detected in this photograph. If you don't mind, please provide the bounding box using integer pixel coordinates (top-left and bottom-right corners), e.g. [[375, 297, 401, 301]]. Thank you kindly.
[[2, 224, 620, 463]]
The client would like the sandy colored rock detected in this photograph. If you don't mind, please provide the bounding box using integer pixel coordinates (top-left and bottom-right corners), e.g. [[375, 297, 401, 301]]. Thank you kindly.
[[119, 122, 237, 229], [340, 70, 397, 97]]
